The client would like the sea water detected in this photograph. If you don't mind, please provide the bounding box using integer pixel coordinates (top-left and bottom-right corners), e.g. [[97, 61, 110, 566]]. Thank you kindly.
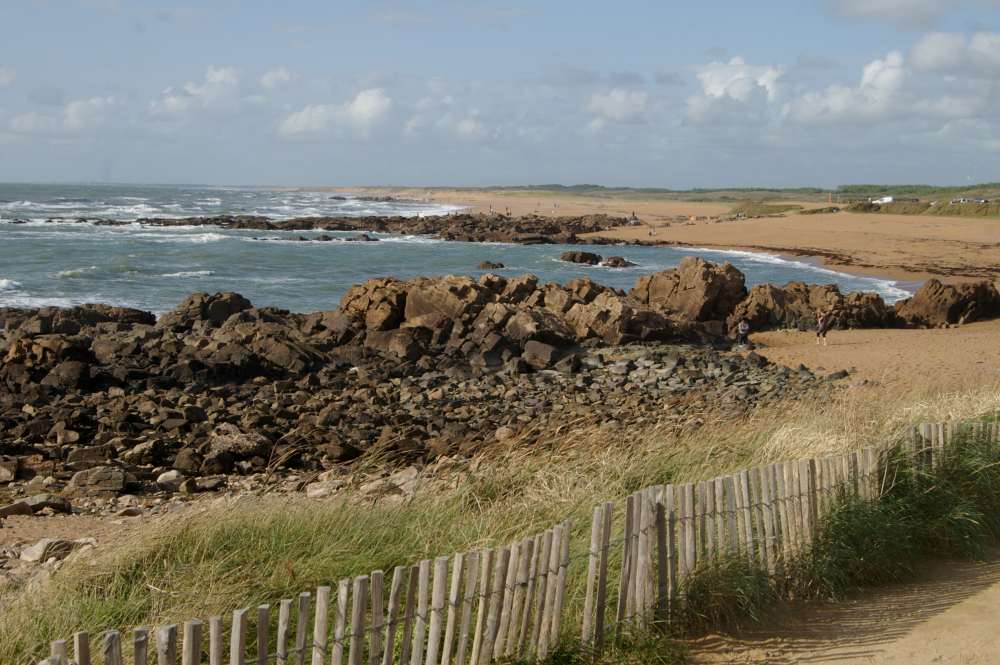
[[0, 183, 911, 314]]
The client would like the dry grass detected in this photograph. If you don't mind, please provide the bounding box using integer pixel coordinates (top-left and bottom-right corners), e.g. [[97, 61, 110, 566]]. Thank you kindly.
[[3, 382, 999, 663]]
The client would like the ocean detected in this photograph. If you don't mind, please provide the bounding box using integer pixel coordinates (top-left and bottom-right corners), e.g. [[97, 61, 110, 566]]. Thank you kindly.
[[0, 183, 911, 314]]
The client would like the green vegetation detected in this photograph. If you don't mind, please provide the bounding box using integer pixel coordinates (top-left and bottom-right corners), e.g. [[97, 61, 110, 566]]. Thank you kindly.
[[837, 183, 1000, 199], [3, 388, 999, 664], [848, 200, 1000, 218]]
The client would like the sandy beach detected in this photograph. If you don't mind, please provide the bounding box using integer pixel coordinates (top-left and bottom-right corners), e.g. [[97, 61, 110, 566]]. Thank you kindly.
[[348, 186, 1000, 285]]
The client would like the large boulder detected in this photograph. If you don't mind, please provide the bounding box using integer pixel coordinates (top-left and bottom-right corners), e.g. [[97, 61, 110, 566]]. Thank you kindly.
[[630, 257, 747, 322], [157, 292, 252, 330], [895, 279, 1000, 326], [402, 277, 490, 330], [337, 278, 408, 331], [728, 282, 897, 332]]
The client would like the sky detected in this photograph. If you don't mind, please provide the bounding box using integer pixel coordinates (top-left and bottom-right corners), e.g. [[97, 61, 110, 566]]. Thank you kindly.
[[2, 0, 1000, 188]]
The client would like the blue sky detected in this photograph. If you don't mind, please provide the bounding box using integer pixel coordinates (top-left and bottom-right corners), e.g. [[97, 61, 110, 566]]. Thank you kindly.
[[2, 0, 1000, 187]]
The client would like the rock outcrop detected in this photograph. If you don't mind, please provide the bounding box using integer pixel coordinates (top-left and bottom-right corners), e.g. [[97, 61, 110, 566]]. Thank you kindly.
[[895, 279, 1000, 327], [728, 283, 898, 331], [630, 257, 747, 323]]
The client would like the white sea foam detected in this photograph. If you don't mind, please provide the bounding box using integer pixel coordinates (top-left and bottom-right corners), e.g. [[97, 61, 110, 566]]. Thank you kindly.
[[689, 247, 912, 302], [0, 278, 21, 291], [56, 266, 99, 278], [160, 270, 216, 278]]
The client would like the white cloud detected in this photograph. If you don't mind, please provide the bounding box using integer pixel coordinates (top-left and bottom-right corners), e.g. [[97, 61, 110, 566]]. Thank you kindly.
[[63, 96, 114, 130], [0, 67, 15, 87], [279, 88, 392, 138], [151, 66, 240, 115], [969, 31, 1000, 70], [910, 31, 1000, 74], [342, 88, 393, 129], [786, 51, 905, 123], [833, 0, 952, 25], [587, 89, 648, 123], [696, 57, 781, 102], [831, 0, 1000, 26], [8, 96, 114, 134], [685, 57, 782, 125], [911, 32, 967, 70], [260, 67, 293, 90]]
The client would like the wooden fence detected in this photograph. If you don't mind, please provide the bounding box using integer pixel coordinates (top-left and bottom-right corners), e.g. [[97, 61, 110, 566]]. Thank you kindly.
[[39, 420, 1000, 665]]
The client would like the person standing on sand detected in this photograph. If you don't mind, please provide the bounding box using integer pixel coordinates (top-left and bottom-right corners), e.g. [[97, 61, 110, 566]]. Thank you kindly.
[[816, 308, 834, 346], [736, 318, 751, 346]]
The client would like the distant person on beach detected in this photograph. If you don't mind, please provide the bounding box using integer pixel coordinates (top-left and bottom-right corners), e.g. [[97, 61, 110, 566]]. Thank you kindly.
[[736, 318, 750, 346], [816, 308, 834, 346]]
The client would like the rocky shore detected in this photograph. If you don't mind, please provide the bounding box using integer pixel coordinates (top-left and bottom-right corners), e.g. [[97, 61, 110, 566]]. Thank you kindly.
[[0, 253, 997, 518], [12, 212, 628, 245]]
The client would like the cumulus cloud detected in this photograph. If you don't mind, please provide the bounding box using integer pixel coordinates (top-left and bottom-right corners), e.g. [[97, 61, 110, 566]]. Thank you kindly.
[[260, 67, 293, 89], [404, 94, 488, 140], [586, 89, 648, 130], [9, 96, 114, 134], [0, 67, 15, 87], [686, 57, 782, 124], [910, 32, 967, 70], [63, 96, 114, 130], [830, 0, 1000, 27], [150, 66, 240, 115], [279, 88, 392, 138], [785, 51, 905, 123], [696, 57, 781, 102]]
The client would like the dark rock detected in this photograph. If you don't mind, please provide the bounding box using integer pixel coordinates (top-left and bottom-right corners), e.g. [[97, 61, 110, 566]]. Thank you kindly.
[[560, 251, 602, 265]]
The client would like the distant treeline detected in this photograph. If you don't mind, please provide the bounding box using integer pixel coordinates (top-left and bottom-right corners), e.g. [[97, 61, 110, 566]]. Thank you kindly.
[[452, 182, 1000, 199], [836, 183, 1000, 197]]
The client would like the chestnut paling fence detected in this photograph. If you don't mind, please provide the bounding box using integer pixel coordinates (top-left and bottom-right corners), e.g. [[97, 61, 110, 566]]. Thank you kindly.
[[39, 419, 1000, 665]]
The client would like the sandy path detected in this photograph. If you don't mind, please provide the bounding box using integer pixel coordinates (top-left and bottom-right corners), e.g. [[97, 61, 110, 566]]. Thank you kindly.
[[747, 319, 1000, 392], [689, 552, 1000, 664]]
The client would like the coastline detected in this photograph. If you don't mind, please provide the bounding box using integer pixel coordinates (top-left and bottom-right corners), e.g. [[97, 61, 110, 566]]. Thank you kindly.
[[338, 186, 1000, 286]]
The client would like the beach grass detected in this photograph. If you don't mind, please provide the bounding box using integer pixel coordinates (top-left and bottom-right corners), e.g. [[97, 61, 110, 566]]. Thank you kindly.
[[2, 382, 999, 664]]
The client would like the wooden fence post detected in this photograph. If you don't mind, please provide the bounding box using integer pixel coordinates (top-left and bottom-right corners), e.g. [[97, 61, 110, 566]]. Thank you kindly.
[[411, 559, 431, 665], [208, 619, 221, 665], [333, 579, 350, 665], [103, 631, 123, 665], [157, 625, 178, 665], [74, 632, 91, 665], [457, 551, 480, 665], [493, 544, 519, 659], [582, 506, 602, 645], [470, 549, 494, 665], [231, 609, 249, 665], [481, 546, 510, 664], [593, 503, 613, 658], [441, 553, 465, 665], [277, 600, 292, 665], [426, 557, 449, 665], [295, 593, 310, 665], [383, 567, 407, 665], [256, 607, 269, 665], [312, 587, 331, 665], [370, 571, 385, 665], [350, 576, 370, 665], [183, 621, 203, 665]]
